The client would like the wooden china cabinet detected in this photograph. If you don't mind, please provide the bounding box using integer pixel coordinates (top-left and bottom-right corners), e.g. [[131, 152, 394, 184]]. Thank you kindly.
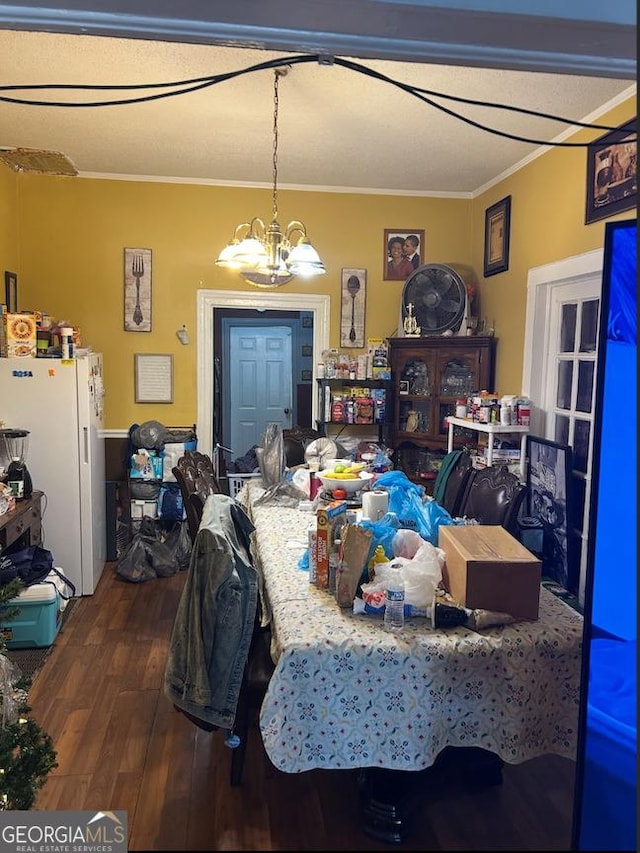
[[388, 336, 497, 487]]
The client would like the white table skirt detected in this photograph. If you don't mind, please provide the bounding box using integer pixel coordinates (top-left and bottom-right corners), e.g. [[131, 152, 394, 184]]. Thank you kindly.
[[243, 482, 583, 775]]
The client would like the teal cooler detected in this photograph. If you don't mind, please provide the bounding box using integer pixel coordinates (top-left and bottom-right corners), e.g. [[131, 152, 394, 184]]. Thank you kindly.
[[0, 582, 61, 649]]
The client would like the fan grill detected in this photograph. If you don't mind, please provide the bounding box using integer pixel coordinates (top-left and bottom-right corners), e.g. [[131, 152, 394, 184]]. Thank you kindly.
[[402, 263, 468, 335]]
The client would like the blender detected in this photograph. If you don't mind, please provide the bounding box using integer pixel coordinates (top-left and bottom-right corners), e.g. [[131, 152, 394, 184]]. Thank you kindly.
[[0, 428, 33, 500]]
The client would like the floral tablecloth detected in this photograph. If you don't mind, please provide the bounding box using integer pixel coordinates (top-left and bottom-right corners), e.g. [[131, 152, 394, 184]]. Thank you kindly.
[[242, 481, 583, 775]]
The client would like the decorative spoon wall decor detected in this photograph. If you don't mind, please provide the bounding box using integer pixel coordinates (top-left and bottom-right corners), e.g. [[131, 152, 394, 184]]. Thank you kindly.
[[340, 268, 366, 347]]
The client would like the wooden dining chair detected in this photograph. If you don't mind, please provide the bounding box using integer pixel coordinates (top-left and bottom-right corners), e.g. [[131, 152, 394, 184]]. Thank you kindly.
[[457, 464, 527, 536], [283, 427, 322, 468], [172, 451, 222, 542]]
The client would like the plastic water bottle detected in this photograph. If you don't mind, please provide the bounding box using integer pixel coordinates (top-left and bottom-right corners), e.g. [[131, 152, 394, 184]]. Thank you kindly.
[[384, 562, 405, 633]]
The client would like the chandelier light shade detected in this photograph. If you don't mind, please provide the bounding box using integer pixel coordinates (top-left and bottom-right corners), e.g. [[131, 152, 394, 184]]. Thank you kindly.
[[215, 68, 326, 288]]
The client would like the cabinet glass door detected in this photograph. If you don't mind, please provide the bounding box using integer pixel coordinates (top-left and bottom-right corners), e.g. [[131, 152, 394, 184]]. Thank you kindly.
[[438, 356, 478, 395], [398, 398, 431, 435]]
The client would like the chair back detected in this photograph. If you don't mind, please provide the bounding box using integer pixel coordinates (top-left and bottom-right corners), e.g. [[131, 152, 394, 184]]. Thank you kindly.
[[283, 427, 321, 468], [172, 451, 222, 541], [457, 464, 527, 536], [439, 451, 474, 517]]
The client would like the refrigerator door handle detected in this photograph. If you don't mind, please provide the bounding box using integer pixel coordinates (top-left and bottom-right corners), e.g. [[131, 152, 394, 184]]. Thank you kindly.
[[83, 426, 89, 464]]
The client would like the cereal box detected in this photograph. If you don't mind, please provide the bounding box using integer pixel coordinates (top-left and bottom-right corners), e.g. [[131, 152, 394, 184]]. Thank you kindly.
[[315, 500, 347, 589], [1, 313, 37, 357]]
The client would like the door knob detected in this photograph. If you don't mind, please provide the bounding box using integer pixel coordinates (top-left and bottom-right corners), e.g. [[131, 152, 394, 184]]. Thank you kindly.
[[284, 408, 291, 415]]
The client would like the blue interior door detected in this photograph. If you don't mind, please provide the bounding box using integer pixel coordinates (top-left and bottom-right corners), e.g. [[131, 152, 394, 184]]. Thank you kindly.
[[227, 325, 293, 459]]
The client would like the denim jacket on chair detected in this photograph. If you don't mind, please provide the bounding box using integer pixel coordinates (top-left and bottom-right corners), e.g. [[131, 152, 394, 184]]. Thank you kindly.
[[164, 493, 257, 730]]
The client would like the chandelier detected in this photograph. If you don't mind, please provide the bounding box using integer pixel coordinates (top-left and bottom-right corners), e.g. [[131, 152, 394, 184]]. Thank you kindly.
[[215, 68, 326, 288]]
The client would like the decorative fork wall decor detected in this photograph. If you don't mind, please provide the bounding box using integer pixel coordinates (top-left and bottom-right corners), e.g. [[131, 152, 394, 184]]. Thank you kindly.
[[124, 247, 152, 332]]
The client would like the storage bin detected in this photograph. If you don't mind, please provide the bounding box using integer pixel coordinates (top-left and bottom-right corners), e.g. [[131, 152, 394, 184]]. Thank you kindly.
[[227, 473, 262, 499], [130, 498, 159, 519], [0, 581, 61, 648]]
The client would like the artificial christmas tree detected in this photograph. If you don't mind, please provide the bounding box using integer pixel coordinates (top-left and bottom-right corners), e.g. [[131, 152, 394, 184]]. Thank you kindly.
[[0, 576, 57, 809]]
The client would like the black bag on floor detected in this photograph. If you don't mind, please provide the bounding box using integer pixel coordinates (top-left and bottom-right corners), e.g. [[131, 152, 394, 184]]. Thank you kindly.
[[164, 519, 192, 571], [116, 517, 180, 583]]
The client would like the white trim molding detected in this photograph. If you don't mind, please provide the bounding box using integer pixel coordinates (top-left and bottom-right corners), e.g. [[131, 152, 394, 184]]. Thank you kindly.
[[522, 249, 603, 437], [196, 289, 330, 459]]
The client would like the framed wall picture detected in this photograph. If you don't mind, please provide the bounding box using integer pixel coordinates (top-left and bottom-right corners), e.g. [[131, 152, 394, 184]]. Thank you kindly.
[[124, 247, 152, 332], [340, 268, 366, 347], [134, 353, 173, 403], [484, 196, 511, 276], [4, 270, 17, 312], [526, 435, 574, 591], [585, 118, 637, 225], [301, 344, 313, 357], [301, 369, 312, 382], [383, 229, 424, 280]]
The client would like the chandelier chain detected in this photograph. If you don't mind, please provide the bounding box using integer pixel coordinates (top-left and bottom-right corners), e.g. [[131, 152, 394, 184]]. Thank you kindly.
[[271, 69, 280, 222], [215, 64, 324, 286]]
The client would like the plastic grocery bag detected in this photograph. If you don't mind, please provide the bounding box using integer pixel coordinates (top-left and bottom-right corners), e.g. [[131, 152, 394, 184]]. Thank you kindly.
[[116, 518, 179, 582], [373, 470, 455, 545]]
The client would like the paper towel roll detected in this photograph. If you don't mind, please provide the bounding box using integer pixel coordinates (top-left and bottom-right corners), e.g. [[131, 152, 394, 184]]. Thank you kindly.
[[362, 489, 389, 521]]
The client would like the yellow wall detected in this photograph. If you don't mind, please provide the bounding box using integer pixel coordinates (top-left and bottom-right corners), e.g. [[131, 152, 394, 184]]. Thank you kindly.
[[0, 165, 19, 274], [472, 100, 636, 393], [0, 97, 635, 430]]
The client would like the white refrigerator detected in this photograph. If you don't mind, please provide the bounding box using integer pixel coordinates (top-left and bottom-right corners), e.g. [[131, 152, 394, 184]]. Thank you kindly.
[[0, 354, 106, 595]]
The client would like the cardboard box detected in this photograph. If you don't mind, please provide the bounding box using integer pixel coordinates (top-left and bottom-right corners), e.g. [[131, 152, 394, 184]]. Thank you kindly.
[[315, 500, 347, 589], [1, 312, 37, 357], [438, 525, 541, 620]]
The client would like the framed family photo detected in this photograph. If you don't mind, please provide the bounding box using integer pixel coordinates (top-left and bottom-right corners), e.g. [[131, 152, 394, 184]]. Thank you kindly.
[[526, 435, 575, 592], [383, 229, 424, 280], [585, 118, 637, 225], [484, 196, 511, 277]]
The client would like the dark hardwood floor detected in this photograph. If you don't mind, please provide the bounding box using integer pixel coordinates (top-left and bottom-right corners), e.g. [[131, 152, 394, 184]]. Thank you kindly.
[[27, 563, 576, 851]]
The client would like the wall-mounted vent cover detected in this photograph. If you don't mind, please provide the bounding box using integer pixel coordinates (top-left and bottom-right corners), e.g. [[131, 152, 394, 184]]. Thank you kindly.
[[0, 148, 78, 176]]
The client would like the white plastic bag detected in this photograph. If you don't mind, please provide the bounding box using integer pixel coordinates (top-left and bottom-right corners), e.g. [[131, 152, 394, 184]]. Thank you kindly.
[[391, 528, 424, 559], [291, 468, 311, 498], [375, 539, 444, 608]]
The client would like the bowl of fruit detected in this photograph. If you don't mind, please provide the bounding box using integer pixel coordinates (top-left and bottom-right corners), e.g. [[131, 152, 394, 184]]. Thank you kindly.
[[316, 462, 374, 495]]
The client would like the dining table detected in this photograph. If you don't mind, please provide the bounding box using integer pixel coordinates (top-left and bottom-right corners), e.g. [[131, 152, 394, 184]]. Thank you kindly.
[[240, 478, 584, 840]]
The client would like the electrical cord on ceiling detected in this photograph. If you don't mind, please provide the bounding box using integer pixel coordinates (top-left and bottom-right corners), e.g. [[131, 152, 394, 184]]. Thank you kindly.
[[0, 53, 635, 149]]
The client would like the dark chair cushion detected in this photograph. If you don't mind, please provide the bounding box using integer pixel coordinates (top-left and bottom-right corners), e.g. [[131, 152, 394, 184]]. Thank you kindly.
[[458, 465, 527, 536], [283, 437, 305, 467]]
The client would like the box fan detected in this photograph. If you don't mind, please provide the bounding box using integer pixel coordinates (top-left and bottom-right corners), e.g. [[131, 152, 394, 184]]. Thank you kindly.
[[399, 263, 477, 336]]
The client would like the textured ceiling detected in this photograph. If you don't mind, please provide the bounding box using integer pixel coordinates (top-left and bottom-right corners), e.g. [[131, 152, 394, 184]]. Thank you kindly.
[[0, 29, 635, 196]]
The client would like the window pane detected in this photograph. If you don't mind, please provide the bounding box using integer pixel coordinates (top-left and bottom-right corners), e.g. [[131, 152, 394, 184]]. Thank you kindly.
[[576, 361, 595, 412], [579, 299, 599, 353], [560, 303, 577, 352], [555, 415, 570, 446], [573, 419, 590, 474], [556, 361, 573, 409]]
